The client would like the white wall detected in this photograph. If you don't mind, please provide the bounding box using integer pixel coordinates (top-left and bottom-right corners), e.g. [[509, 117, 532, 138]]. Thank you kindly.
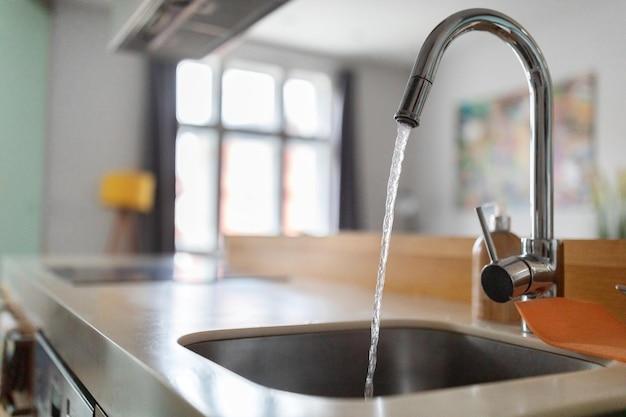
[[410, 1, 626, 238], [44, 0, 147, 253]]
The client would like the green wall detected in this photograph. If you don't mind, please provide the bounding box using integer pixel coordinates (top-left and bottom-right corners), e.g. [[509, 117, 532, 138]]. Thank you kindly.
[[0, 0, 49, 253]]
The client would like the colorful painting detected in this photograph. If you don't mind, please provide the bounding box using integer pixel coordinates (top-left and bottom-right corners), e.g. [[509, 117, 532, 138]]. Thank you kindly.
[[457, 74, 595, 208]]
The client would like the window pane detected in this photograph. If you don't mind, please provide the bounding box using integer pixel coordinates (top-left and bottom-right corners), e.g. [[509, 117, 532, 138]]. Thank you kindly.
[[221, 68, 278, 131], [221, 134, 280, 235], [176, 61, 213, 125], [284, 140, 331, 235], [175, 127, 219, 252], [284, 73, 332, 137]]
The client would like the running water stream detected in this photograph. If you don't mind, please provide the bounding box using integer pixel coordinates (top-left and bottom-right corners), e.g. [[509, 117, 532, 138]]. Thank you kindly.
[[364, 122, 412, 398]]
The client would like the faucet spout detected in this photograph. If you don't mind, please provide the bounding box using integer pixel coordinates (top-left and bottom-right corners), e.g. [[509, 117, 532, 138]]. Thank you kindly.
[[397, 9, 561, 312], [395, 8, 553, 242]]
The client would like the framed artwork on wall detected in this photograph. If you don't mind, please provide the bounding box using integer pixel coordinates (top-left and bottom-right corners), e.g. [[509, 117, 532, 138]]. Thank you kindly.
[[456, 73, 595, 208]]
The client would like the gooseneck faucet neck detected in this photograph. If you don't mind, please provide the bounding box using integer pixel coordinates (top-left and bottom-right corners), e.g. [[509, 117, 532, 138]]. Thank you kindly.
[[395, 8, 553, 242]]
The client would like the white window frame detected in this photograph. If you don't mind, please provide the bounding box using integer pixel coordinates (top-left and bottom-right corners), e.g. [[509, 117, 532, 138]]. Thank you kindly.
[[176, 57, 340, 253]]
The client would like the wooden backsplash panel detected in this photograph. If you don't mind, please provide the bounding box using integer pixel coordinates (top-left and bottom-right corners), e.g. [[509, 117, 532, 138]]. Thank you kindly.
[[227, 235, 626, 319], [564, 240, 626, 323], [226, 233, 475, 302]]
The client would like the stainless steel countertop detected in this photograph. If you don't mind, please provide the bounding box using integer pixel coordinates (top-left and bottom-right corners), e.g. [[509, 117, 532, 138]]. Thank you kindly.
[[2, 255, 626, 417]]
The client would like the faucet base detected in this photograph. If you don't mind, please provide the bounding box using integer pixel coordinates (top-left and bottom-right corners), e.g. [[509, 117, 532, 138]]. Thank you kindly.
[[520, 293, 537, 334], [518, 285, 557, 334]]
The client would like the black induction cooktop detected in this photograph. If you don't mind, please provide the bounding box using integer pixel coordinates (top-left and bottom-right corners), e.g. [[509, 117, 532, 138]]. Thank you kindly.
[[47, 257, 286, 285]]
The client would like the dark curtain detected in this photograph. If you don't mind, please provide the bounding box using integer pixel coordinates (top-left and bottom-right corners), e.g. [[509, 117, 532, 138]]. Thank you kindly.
[[141, 59, 178, 253], [337, 70, 361, 230]]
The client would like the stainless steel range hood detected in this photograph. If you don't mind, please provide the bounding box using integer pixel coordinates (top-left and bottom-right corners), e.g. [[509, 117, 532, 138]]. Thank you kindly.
[[109, 0, 288, 59]]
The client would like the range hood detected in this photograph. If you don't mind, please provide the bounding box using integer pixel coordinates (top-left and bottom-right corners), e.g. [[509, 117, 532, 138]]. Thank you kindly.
[[109, 0, 288, 60]]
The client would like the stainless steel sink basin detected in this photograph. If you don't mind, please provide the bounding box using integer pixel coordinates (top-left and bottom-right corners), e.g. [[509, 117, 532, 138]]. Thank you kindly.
[[183, 326, 602, 398]]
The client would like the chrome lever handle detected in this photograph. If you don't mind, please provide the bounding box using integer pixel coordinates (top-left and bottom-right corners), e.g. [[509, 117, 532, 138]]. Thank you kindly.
[[475, 205, 536, 304], [475, 205, 498, 262]]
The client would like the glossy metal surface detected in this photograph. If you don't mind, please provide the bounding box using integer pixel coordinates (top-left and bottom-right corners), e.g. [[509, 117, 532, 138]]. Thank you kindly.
[[185, 327, 599, 398], [396, 9, 560, 305], [34, 333, 94, 417], [481, 260, 532, 302], [395, 8, 553, 238], [480, 238, 561, 305], [475, 206, 499, 262]]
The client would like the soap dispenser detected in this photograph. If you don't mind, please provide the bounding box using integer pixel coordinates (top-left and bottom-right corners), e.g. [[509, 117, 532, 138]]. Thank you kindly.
[[471, 205, 521, 323]]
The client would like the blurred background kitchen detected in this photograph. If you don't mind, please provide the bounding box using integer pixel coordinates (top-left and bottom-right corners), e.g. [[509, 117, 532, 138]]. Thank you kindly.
[[1, 0, 624, 257]]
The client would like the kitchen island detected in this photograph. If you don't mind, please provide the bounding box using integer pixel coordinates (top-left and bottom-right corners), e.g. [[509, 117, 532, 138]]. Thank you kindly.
[[2, 255, 626, 417]]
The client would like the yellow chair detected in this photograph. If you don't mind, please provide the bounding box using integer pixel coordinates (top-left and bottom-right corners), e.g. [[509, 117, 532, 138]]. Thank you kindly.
[[100, 171, 155, 254]]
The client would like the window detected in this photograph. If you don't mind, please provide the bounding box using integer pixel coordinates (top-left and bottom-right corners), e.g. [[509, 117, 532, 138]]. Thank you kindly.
[[176, 61, 214, 125], [175, 59, 336, 252], [175, 127, 219, 252], [221, 133, 281, 235], [222, 68, 279, 130]]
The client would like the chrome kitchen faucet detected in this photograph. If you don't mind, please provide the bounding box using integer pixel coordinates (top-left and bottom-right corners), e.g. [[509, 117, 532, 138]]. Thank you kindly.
[[395, 9, 560, 324]]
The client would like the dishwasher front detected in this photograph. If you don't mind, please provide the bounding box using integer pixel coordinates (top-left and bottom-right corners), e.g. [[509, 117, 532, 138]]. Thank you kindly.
[[34, 333, 105, 417]]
